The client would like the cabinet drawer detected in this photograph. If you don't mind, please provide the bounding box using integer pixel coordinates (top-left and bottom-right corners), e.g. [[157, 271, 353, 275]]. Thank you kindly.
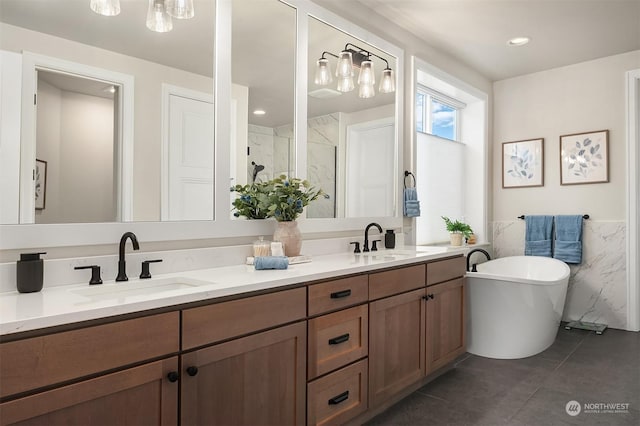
[[308, 304, 368, 380], [308, 275, 368, 316], [427, 256, 466, 286], [182, 287, 306, 350], [307, 359, 368, 426], [0, 312, 179, 398], [369, 264, 426, 300]]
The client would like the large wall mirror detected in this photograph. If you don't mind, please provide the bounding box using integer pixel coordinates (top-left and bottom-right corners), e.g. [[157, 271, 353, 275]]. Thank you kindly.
[[306, 16, 397, 219], [0, 0, 215, 224], [0, 0, 403, 250], [230, 0, 296, 191]]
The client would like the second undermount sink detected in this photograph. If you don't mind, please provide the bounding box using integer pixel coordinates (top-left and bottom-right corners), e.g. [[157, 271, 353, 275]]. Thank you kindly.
[[71, 277, 213, 301]]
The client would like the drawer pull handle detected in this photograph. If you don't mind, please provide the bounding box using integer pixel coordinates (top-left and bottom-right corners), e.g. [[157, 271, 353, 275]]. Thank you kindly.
[[330, 289, 352, 299], [328, 333, 350, 345], [167, 371, 179, 383], [328, 391, 350, 405]]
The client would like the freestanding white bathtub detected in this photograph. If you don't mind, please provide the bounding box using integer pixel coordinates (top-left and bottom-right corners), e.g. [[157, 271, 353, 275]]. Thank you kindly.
[[466, 256, 570, 359]]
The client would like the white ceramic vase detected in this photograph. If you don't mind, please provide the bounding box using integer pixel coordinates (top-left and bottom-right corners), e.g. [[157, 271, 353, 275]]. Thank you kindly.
[[273, 221, 302, 257]]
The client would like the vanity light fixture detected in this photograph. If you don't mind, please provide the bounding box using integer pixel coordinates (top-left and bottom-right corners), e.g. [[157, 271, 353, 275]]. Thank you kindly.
[[146, 0, 173, 33], [90, 0, 195, 33], [315, 43, 395, 98], [90, 0, 120, 16]]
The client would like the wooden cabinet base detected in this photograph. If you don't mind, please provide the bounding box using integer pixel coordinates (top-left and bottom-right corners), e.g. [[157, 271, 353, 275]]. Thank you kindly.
[[181, 322, 306, 426], [307, 359, 368, 426], [0, 357, 178, 426]]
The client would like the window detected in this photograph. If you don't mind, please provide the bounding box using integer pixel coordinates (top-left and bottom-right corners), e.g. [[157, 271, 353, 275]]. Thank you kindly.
[[415, 86, 464, 141]]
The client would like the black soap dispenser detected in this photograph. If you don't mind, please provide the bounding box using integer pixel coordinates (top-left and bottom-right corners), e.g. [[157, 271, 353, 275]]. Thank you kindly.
[[384, 230, 396, 249], [17, 252, 46, 293]]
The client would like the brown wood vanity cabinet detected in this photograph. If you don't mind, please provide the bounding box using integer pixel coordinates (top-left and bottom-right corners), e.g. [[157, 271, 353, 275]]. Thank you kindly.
[[425, 256, 466, 375], [180, 287, 307, 426], [306, 276, 369, 426], [367, 257, 467, 412], [0, 312, 180, 425]]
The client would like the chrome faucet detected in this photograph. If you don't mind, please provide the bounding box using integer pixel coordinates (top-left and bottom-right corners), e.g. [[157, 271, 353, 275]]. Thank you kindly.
[[466, 248, 491, 272], [363, 222, 383, 252], [116, 232, 140, 281]]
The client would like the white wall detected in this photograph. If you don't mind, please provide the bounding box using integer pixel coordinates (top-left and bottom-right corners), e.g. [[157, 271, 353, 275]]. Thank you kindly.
[[492, 50, 640, 330], [493, 50, 640, 220]]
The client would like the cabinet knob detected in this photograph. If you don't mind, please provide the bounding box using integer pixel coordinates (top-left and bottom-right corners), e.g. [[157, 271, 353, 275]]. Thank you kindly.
[[167, 371, 179, 382], [186, 366, 199, 376]]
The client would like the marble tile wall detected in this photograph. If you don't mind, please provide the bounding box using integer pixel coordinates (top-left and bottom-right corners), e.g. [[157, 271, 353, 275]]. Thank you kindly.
[[492, 220, 627, 329], [248, 124, 274, 182]]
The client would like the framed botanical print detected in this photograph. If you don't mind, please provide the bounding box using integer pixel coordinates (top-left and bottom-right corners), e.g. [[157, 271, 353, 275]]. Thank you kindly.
[[502, 138, 544, 188], [35, 159, 47, 210], [560, 130, 609, 185]]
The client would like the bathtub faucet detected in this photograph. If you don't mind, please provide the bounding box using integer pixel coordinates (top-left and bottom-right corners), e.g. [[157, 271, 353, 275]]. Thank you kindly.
[[467, 248, 491, 272]]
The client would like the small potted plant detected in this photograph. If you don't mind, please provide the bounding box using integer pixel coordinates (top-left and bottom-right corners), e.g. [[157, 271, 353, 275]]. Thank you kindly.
[[441, 216, 473, 246]]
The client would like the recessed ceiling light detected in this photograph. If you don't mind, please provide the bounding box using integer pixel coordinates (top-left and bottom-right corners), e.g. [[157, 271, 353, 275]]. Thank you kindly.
[[507, 37, 530, 47], [253, 109, 266, 116]]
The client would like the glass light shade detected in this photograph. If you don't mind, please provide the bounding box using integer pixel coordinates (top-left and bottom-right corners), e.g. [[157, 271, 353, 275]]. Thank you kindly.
[[90, 0, 120, 16], [336, 51, 354, 78], [167, 0, 194, 19], [379, 68, 395, 93], [314, 58, 333, 86], [359, 82, 375, 99], [147, 0, 173, 32], [357, 60, 375, 85], [336, 76, 355, 93]]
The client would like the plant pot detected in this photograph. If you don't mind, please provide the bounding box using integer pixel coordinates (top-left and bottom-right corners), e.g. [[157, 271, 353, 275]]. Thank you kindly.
[[449, 232, 463, 246], [273, 220, 302, 257]]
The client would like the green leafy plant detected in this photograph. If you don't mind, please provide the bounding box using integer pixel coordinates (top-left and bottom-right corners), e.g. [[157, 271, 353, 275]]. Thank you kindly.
[[441, 216, 473, 239], [265, 175, 327, 222], [230, 182, 271, 219]]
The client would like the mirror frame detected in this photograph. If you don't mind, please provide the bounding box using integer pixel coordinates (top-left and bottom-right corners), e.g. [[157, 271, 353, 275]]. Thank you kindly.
[[0, 0, 403, 250]]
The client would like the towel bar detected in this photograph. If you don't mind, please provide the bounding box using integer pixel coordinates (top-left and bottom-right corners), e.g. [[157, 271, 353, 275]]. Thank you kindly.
[[518, 214, 589, 220]]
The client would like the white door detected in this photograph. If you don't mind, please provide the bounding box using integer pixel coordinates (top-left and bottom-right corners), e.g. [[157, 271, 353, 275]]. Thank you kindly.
[[166, 93, 214, 221], [345, 118, 395, 217]]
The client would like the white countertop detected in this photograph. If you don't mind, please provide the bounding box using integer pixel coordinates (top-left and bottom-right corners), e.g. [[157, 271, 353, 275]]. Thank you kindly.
[[0, 246, 467, 336]]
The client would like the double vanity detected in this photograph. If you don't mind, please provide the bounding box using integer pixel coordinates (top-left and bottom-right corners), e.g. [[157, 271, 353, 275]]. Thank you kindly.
[[0, 246, 467, 425]]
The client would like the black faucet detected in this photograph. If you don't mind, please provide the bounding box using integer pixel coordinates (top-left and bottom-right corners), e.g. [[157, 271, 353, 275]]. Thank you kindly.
[[466, 248, 491, 272], [363, 222, 383, 252], [116, 232, 140, 281]]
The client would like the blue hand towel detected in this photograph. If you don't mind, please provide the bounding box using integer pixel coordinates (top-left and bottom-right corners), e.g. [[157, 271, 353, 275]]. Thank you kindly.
[[404, 188, 421, 217], [524, 215, 553, 257], [553, 215, 583, 264], [254, 256, 289, 270]]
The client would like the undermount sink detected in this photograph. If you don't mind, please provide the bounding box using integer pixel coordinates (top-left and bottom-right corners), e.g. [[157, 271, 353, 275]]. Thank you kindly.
[[70, 277, 212, 301]]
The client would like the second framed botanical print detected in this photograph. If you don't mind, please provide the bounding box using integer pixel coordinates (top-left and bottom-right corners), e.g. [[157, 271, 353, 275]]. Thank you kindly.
[[560, 130, 609, 185]]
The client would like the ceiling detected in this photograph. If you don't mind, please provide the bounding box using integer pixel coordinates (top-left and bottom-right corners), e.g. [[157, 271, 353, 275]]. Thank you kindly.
[[323, 0, 640, 81]]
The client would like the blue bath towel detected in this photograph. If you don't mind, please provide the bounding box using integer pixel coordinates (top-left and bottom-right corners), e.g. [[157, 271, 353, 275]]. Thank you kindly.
[[404, 188, 421, 217], [524, 215, 553, 257], [254, 256, 289, 270], [553, 215, 583, 264]]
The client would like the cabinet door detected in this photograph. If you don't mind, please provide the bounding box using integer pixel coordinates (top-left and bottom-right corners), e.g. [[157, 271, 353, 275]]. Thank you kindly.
[[181, 322, 306, 426], [0, 357, 178, 426], [369, 288, 425, 408], [425, 278, 466, 375]]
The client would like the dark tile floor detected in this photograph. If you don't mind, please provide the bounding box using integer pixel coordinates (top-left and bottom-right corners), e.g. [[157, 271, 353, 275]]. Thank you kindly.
[[367, 326, 640, 426]]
